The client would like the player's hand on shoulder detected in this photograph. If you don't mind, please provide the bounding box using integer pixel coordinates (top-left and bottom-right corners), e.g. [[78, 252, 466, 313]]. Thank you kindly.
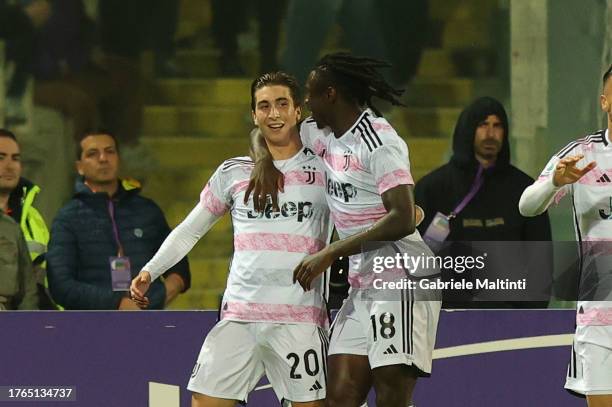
[[553, 154, 597, 187]]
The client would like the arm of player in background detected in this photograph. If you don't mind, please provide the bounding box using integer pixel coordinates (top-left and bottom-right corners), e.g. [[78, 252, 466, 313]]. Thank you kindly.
[[293, 184, 416, 290], [130, 204, 221, 304], [519, 154, 595, 217], [519, 174, 564, 217]]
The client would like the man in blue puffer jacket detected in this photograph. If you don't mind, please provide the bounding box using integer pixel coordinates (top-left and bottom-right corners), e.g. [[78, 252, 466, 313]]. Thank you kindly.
[[47, 130, 190, 309]]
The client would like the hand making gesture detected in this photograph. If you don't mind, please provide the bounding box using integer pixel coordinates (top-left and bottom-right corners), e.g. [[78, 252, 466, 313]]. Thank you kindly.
[[553, 154, 597, 187]]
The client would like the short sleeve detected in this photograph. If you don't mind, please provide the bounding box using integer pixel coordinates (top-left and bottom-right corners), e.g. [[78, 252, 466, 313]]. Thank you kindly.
[[369, 138, 414, 195], [300, 118, 329, 156]]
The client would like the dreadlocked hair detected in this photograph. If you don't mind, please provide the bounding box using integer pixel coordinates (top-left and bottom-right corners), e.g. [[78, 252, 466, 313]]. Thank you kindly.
[[314, 52, 405, 117]]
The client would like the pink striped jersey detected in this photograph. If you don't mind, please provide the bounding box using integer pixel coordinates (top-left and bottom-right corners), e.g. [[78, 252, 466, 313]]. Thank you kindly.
[[300, 110, 437, 288], [200, 148, 331, 327], [532, 129, 612, 346]]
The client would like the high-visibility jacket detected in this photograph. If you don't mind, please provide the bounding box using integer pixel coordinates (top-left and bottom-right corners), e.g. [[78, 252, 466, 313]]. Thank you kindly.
[[19, 184, 49, 265], [9, 178, 50, 266], [8, 178, 57, 309]]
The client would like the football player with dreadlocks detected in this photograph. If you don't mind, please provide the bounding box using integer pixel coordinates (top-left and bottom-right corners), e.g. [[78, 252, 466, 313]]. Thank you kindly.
[[247, 53, 441, 407]]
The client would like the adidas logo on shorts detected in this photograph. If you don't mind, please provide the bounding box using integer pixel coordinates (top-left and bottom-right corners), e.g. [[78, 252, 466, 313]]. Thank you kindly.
[[309, 381, 323, 391], [596, 173, 611, 183], [383, 345, 399, 355]]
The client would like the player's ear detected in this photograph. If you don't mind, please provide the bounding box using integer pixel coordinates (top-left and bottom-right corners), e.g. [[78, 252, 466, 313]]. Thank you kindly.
[[601, 94, 610, 113], [251, 110, 258, 126], [295, 105, 302, 121], [76, 160, 84, 176], [327, 86, 337, 102]]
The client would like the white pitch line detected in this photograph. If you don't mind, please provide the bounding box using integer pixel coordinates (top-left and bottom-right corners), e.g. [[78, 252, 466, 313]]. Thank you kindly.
[[433, 334, 574, 359]]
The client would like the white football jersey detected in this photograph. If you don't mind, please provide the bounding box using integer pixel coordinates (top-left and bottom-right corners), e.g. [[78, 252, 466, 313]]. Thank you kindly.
[[200, 149, 331, 327], [534, 129, 612, 346], [300, 110, 437, 288]]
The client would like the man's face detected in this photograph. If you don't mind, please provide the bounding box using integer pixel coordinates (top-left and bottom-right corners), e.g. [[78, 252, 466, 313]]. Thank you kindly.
[[473, 114, 504, 161], [305, 71, 331, 129], [0, 137, 21, 194], [252, 85, 301, 146], [76, 134, 119, 185]]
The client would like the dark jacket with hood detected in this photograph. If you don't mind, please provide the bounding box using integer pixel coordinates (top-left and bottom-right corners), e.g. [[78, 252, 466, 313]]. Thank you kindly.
[[415, 97, 552, 306], [415, 97, 551, 242], [47, 178, 191, 310]]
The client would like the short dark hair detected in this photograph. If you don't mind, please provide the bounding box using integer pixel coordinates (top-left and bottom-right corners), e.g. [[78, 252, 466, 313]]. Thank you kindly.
[[76, 129, 119, 159], [0, 129, 18, 142], [250, 71, 302, 111], [603, 64, 612, 88]]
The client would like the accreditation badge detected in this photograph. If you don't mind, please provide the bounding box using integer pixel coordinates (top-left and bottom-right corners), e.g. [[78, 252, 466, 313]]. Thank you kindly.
[[109, 256, 132, 291], [423, 212, 451, 244]]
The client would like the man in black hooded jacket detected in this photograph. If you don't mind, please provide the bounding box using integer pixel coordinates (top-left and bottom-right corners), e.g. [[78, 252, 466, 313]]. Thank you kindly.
[[415, 97, 552, 307]]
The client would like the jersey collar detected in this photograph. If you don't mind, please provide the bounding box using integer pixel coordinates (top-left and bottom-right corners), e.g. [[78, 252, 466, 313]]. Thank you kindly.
[[273, 147, 304, 170], [338, 109, 374, 141]]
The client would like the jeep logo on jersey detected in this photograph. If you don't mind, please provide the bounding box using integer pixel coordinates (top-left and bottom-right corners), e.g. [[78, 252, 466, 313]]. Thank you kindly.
[[599, 197, 612, 220], [302, 165, 317, 185], [327, 178, 357, 202], [247, 201, 314, 222]]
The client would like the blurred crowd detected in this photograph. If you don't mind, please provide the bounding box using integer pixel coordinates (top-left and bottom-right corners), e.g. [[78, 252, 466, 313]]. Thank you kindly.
[[0, 0, 430, 130]]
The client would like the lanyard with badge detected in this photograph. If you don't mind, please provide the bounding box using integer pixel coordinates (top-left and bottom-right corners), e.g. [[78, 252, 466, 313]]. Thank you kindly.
[[424, 165, 485, 245], [108, 200, 131, 291]]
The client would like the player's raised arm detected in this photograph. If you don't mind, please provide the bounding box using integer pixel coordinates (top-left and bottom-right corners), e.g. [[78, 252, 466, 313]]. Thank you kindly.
[[519, 154, 596, 217]]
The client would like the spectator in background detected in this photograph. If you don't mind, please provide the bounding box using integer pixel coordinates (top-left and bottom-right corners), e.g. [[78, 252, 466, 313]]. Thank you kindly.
[[378, 0, 429, 86], [0, 212, 38, 310], [46, 130, 190, 310], [32, 0, 97, 142], [98, 0, 182, 77], [0, 129, 54, 309], [32, 0, 143, 145], [0, 0, 51, 123], [415, 97, 553, 307], [210, 0, 286, 75], [147, 0, 182, 77], [281, 0, 385, 85], [281, 0, 429, 86], [0, 131, 38, 310]]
